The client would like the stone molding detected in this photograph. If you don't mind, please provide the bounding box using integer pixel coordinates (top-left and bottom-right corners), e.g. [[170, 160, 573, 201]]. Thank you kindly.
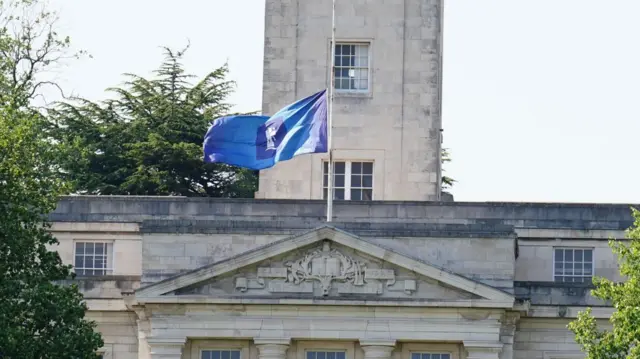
[[360, 340, 396, 359], [255, 338, 290, 359], [147, 337, 185, 359], [135, 226, 515, 306], [463, 341, 503, 359]]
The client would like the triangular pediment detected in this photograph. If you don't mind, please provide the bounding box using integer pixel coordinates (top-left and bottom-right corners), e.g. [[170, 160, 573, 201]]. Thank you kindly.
[[136, 226, 515, 307]]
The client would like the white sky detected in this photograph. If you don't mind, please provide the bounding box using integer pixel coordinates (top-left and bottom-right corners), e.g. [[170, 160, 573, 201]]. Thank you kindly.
[[47, 0, 640, 203]]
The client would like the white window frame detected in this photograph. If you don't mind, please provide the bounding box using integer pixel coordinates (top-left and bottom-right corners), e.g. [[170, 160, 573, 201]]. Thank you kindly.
[[552, 247, 595, 283], [322, 160, 374, 200], [403, 343, 460, 359], [199, 348, 242, 359], [297, 341, 354, 359], [190, 340, 249, 359], [73, 240, 114, 276], [332, 41, 371, 94]]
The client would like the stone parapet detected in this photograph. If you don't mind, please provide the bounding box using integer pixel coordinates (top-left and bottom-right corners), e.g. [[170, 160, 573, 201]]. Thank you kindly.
[[50, 196, 638, 231]]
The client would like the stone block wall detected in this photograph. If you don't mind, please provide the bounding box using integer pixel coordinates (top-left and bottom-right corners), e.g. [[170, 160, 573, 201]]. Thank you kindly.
[[257, 0, 443, 201], [87, 311, 138, 359]]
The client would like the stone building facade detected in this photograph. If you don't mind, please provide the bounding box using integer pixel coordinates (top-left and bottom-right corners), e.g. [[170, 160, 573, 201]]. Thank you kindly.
[[49, 196, 633, 359], [256, 0, 443, 201], [43, 0, 634, 358]]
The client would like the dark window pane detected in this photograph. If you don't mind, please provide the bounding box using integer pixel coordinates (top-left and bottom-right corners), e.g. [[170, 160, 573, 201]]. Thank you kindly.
[[95, 257, 105, 269], [335, 45, 342, 55], [317, 353, 325, 359], [94, 243, 104, 255], [554, 249, 562, 262], [212, 351, 220, 359], [432, 355, 441, 359], [335, 174, 345, 187], [352, 162, 362, 174], [323, 174, 328, 186], [323, 161, 328, 172], [222, 351, 230, 359], [554, 262, 563, 270], [584, 263, 593, 275], [335, 189, 345, 200], [85, 242, 94, 253], [412, 354, 421, 359], [322, 189, 327, 199], [75, 256, 84, 268], [585, 250, 592, 261], [554, 275, 562, 282], [340, 68, 350, 77], [363, 162, 373, 174], [327, 353, 335, 359], [363, 175, 372, 187], [575, 250, 583, 261], [351, 189, 361, 201], [336, 353, 345, 359], [362, 189, 373, 201], [442, 355, 450, 359], [334, 162, 345, 174], [201, 351, 211, 359], [564, 250, 573, 261], [340, 78, 350, 89], [307, 352, 315, 359], [75, 242, 84, 254], [352, 175, 361, 187], [422, 354, 431, 359]]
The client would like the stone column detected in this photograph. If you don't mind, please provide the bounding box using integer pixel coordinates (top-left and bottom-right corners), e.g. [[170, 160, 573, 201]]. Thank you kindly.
[[255, 338, 291, 359], [360, 340, 396, 359], [463, 341, 503, 359], [147, 338, 186, 359]]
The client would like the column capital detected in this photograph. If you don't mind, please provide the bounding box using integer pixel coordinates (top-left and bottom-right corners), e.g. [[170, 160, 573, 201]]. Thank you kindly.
[[147, 337, 186, 359], [254, 338, 291, 346], [255, 338, 290, 359], [359, 340, 396, 359], [463, 341, 503, 359]]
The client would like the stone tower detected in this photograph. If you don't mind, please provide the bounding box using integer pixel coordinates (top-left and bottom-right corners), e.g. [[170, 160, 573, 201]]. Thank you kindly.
[[255, 0, 444, 201]]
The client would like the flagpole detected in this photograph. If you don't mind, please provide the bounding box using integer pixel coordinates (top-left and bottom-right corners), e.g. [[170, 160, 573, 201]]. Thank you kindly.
[[326, 0, 336, 223]]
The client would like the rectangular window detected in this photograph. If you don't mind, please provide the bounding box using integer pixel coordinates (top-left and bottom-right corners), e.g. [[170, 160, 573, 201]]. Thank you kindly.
[[411, 353, 451, 359], [334, 43, 370, 92], [307, 351, 346, 359], [553, 247, 594, 283], [74, 241, 114, 276], [323, 161, 373, 200], [201, 350, 241, 359]]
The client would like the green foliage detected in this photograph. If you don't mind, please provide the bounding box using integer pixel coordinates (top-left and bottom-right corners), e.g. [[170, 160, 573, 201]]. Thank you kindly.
[[569, 208, 640, 358], [0, 1, 103, 356], [441, 147, 456, 190], [49, 45, 258, 197], [0, 109, 104, 358]]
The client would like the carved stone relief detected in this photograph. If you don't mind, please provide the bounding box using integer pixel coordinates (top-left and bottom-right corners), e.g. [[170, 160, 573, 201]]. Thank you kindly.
[[234, 240, 417, 297]]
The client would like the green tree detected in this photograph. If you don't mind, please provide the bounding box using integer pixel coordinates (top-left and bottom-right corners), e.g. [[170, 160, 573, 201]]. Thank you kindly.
[[569, 208, 640, 358], [0, 109, 103, 358], [49, 45, 258, 197], [0, 1, 103, 357]]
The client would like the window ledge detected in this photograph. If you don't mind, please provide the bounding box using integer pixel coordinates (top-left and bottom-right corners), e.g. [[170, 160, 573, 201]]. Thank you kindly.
[[335, 91, 372, 99]]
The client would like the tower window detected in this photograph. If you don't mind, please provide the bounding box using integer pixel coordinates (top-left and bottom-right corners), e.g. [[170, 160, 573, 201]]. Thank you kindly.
[[323, 161, 373, 200], [333, 43, 370, 92]]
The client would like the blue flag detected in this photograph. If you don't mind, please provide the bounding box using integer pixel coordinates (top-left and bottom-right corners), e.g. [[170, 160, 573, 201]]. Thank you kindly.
[[203, 89, 328, 170]]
